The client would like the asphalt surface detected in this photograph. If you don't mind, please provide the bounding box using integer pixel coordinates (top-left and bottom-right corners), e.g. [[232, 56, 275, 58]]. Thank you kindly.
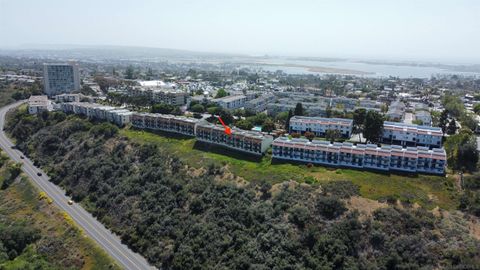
[[0, 101, 155, 270]]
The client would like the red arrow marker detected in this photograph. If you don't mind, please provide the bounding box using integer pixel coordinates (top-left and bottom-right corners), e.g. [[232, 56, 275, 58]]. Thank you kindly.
[[217, 116, 232, 135]]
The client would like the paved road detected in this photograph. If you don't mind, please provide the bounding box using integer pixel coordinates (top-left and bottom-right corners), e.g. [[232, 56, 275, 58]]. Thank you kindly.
[[0, 101, 155, 270]]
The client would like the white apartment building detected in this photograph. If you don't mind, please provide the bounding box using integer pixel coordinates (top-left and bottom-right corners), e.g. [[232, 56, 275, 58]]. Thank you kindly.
[[28, 95, 53, 114], [414, 111, 432, 126], [289, 116, 353, 138], [382, 121, 442, 148], [131, 112, 199, 136], [272, 137, 446, 174], [54, 93, 81, 103], [60, 102, 132, 126], [213, 95, 247, 110], [43, 62, 80, 96], [244, 94, 276, 113], [195, 122, 273, 155], [128, 87, 188, 106]]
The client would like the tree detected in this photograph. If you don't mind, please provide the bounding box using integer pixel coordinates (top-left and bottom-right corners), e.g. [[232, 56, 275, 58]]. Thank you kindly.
[[439, 110, 449, 135], [262, 119, 275, 133], [444, 129, 479, 171], [474, 103, 480, 114], [151, 103, 175, 114], [460, 113, 478, 132], [190, 104, 205, 113], [294, 103, 304, 116], [232, 109, 245, 118], [215, 89, 228, 99], [125, 65, 135, 80], [363, 111, 384, 143], [442, 95, 465, 118], [353, 108, 366, 141], [291, 132, 301, 138], [219, 109, 234, 125], [235, 119, 253, 130], [285, 109, 293, 131], [316, 196, 347, 219], [207, 106, 220, 116], [447, 119, 457, 135], [171, 107, 183, 116], [275, 111, 289, 124], [325, 129, 341, 142], [304, 131, 315, 141]]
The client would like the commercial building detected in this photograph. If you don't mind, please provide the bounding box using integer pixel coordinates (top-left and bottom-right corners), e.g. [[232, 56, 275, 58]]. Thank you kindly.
[[43, 62, 81, 96], [381, 121, 442, 148], [131, 112, 198, 136], [195, 122, 273, 155], [213, 95, 247, 110], [28, 95, 52, 114], [272, 137, 446, 174], [289, 116, 353, 138]]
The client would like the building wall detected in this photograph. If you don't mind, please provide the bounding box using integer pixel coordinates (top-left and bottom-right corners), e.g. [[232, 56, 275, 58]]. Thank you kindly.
[[289, 116, 353, 138], [43, 63, 80, 96], [272, 138, 446, 174], [195, 122, 273, 155], [381, 122, 442, 148]]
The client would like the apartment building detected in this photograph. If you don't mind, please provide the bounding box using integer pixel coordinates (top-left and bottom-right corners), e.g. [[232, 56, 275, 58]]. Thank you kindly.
[[195, 122, 273, 155], [54, 93, 81, 103], [414, 111, 432, 126], [244, 94, 276, 113], [289, 116, 353, 138], [28, 95, 52, 114], [60, 102, 132, 126], [386, 100, 405, 121], [127, 87, 188, 106], [43, 62, 81, 96], [272, 137, 446, 174], [382, 121, 442, 148], [213, 95, 247, 110], [131, 112, 198, 136]]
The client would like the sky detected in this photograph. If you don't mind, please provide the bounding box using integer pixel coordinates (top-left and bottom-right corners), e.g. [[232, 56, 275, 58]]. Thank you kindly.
[[1, 0, 479, 63]]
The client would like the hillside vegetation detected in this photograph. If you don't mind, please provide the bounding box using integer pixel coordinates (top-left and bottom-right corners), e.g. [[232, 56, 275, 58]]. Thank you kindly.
[[5, 108, 480, 269], [0, 149, 119, 270]]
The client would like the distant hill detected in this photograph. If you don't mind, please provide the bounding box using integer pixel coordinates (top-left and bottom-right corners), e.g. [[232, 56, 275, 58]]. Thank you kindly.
[[0, 44, 246, 62]]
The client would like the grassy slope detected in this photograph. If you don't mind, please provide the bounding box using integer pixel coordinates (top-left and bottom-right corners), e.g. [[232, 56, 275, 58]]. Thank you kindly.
[[0, 151, 120, 270], [122, 128, 458, 210]]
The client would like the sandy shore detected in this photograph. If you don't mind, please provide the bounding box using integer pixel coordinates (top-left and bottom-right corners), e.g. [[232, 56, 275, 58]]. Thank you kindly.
[[257, 62, 374, 75]]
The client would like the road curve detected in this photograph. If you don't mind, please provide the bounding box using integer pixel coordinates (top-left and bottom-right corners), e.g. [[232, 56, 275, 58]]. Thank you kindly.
[[0, 101, 155, 270]]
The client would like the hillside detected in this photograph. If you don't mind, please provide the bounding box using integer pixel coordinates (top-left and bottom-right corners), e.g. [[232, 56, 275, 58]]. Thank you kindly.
[[0, 149, 120, 269], [5, 108, 480, 269]]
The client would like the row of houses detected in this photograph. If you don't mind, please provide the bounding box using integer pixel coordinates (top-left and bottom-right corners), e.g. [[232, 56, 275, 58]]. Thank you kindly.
[[272, 137, 446, 174]]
